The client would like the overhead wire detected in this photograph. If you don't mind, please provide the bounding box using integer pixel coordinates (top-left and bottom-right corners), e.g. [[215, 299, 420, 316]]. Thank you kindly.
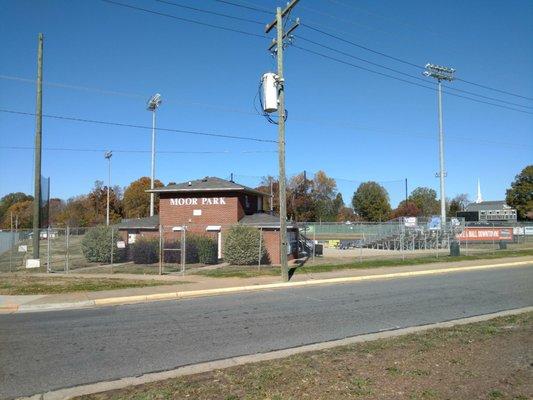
[[292, 44, 533, 115], [100, 0, 266, 39], [1, 75, 530, 148], [1, 145, 276, 154], [0, 109, 278, 143], [295, 36, 533, 110], [153, 0, 264, 25]]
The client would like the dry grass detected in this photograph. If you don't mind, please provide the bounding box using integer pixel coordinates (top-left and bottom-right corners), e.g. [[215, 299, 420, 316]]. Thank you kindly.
[[78, 312, 533, 400]]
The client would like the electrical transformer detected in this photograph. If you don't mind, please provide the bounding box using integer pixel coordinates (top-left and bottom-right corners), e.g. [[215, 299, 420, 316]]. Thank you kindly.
[[261, 72, 278, 113]]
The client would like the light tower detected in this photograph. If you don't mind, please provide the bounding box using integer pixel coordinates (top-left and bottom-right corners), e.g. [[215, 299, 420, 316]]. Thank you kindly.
[[423, 63, 455, 227], [104, 151, 113, 226], [147, 93, 162, 217]]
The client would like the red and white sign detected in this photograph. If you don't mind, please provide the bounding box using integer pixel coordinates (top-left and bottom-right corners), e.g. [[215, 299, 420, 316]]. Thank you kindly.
[[456, 227, 513, 242]]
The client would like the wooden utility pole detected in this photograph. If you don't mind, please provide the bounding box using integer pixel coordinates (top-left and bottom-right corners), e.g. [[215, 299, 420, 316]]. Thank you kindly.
[[265, 0, 300, 282], [32, 33, 43, 259]]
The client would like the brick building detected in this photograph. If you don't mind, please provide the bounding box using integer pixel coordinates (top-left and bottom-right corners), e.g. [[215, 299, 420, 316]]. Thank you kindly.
[[118, 177, 298, 264]]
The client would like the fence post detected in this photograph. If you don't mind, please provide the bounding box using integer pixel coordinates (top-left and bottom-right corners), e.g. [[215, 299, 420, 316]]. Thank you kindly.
[[312, 227, 316, 264], [45, 226, 50, 272], [181, 228, 186, 275], [258, 227, 262, 270], [110, 226, 114, 266], [66, 226, 70, 274], [492, 222, 495, 253], [158, 225, 163, 275]]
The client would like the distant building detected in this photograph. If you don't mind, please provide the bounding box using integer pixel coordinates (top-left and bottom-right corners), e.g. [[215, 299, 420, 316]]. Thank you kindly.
[[458, 200, 517, 223]]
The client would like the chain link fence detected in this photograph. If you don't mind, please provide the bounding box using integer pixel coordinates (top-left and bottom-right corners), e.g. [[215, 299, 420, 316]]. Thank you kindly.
[[1, 219, 531, 275]]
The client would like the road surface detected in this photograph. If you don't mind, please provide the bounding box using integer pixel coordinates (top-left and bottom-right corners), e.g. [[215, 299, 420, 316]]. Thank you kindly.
[[1, 265, 532, 399]]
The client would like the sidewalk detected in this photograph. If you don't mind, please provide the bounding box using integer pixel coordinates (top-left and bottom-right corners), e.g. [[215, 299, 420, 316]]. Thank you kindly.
[[1, 256, 531, 314]]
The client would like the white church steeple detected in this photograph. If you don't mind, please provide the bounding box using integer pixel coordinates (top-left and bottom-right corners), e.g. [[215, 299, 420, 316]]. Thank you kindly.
[[476, 179, 483, 203]]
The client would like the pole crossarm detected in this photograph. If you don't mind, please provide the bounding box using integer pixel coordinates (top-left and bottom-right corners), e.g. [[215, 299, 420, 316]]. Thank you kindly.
[[265, 0, 300, 33], [268, 19, 300, 52]]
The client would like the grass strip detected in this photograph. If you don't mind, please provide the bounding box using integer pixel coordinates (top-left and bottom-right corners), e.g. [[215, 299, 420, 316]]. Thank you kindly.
[[0, 275, 174, 295], [77, 312, 532, 400]]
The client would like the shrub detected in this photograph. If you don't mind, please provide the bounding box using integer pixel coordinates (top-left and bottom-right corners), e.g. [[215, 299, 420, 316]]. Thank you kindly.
[[131, 238, 159, 264], [223, 226, 266, 265], [81, 226, 125, 264], [195, 236, 218, 264], [163, 235, 217, 265]]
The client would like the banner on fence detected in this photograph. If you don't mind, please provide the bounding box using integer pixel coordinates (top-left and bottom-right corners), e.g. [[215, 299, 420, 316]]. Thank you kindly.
[[456, 227, 513, 242]]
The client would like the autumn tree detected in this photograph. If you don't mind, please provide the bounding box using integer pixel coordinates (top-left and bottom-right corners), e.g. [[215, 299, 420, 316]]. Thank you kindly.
[[0, 192, 33, 224], [506, 165, 533, 220], [391, 201, 421, 219], [84, 181, 122, 224], [408, 187, 440, 217], [312, 171, 341, 222], [287, 173, 314, 221], [123, 177, 164, 218], [337, 206, 359, 222], [1, 200, 33, 228], [352, 182, 391, 222]]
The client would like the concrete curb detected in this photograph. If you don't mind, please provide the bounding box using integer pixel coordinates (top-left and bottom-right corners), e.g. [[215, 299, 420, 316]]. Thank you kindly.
[[5, 259, 532, 313], [18, 306, 533, 400]]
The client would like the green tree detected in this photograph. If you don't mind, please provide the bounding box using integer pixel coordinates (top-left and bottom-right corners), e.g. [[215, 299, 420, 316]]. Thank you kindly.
[[352, 182, 391, 222], [448, 194, 469, 217], [123, 177, 164, 218], [408, 187, 440, 217], [506, 165, 533, 220], [312, 171, 339, 222]]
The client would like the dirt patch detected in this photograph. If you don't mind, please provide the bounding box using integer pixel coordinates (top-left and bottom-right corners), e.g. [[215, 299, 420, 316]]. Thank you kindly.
[[78, 313, 533, 400]]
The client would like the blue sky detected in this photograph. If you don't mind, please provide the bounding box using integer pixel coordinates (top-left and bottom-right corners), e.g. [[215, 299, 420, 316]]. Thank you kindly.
[[0, 0, 531, 208]]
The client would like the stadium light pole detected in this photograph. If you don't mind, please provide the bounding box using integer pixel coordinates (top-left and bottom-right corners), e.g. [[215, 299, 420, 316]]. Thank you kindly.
[[423, 63, 455, 227], [147, 93, 162, 217], [104, 151, 113, 226]]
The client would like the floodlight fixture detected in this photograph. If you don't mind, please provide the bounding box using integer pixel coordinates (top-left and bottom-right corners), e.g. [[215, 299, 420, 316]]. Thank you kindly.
[[104, 150, 113, 160], [423, 63, 456, 82], [146, 93, 162, 111]]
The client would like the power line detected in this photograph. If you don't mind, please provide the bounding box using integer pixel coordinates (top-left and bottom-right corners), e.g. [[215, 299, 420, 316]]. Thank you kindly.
[[100, 0, 266, 39], [292, 44, 533, 115], [2, 75, 530, 147], [154, 0, 264, 25], [301, 23, 423, 70], [210, 0, 272, 15], [301, 23, 533, 102], [1, 145, 276, 154], [296, 36, 533, 110], [0, 109, 278, 143]]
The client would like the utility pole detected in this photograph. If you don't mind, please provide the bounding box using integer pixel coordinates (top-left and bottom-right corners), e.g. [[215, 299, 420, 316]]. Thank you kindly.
[[424, 63, 455, 227], [32, 33, 43, 259], [105, 151, 113, 225], [265, 0, 300, 282], [405, 178, 408, 204]]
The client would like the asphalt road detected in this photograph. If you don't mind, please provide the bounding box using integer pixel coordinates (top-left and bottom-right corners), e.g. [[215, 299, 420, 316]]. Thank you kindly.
[[1, 265, 532, 399]]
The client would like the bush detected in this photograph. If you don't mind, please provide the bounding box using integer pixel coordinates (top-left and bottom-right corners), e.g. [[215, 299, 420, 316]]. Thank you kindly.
[[195, 236, 218, 264], [223, 226, 266, 265], [81, 226, 125, 264], [163, 235, 217, 265], [132, 238, 159, 264]]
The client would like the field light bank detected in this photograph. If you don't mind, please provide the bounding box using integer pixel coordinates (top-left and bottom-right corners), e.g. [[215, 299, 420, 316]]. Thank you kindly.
[[261, 72, 280, 113], [423, 63, 456, 82], [146, 93, 162, 111]]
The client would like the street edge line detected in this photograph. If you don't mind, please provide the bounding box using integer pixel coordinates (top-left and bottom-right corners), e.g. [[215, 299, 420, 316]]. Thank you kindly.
[[6, 259, 532, 312], [19, 306, 533, 400]]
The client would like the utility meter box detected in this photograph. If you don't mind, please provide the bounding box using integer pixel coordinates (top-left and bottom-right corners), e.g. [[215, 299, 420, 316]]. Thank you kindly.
[[261, 72, 278, 113]]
